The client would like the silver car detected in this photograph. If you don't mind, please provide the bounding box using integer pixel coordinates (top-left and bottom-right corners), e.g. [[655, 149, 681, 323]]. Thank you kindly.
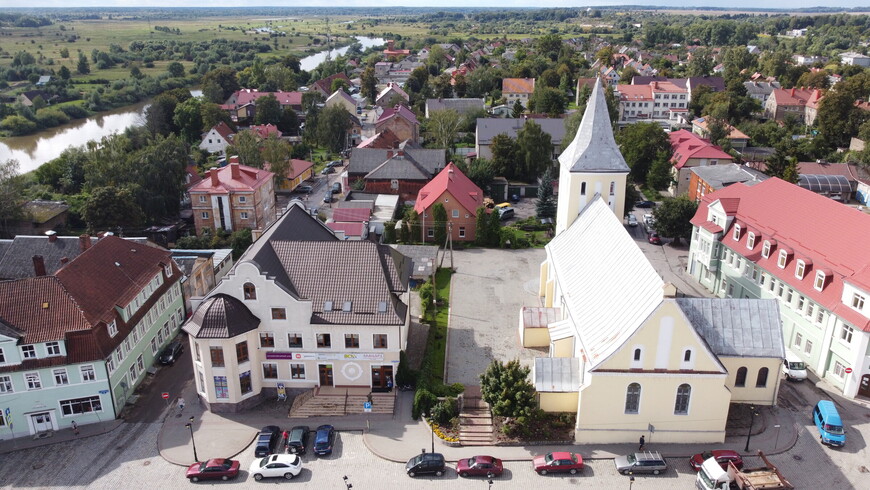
[[614, 451, 667, 475]]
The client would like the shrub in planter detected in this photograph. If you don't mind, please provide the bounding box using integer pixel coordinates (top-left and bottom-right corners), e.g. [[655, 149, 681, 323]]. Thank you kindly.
[[430, 397, 457, 425], [412, 389, 438, 420], [395, 350, 416, 386]]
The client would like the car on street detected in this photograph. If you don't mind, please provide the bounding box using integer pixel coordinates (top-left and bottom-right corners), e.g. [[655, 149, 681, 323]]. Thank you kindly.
[[158, 341, 184, 365], [323, 192, 332, 204], [331, 182, 342, 194], [321, 166, 335, 175], [248, 453, 302, 481], [286, 425, 310, 455], [689, 450, 743, 472], [456, 455, 503, 478], [313, 424, 335, 456], [295, 184, 313, 194], [635, 200, 656, 208], [643, 213, 655, 226], [614, 451, 667, 475], [406, 452, 446, 477], [627, 214, 638, 227], [498, 207, 514, 220], [254, 425, 281, 457], [532, 452, 584, 475], [327, 160, 343, 168], [186, 458, 240, 482], [648, 232, 662, 245]]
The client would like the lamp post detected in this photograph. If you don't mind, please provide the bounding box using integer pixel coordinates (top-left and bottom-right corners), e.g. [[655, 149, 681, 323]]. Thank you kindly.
[[744, 405, 759, 452], [343, 475, 352, 489], [488, 478, 494, 490], [184, 416, 198, 462], [629, 475, 635, 490]]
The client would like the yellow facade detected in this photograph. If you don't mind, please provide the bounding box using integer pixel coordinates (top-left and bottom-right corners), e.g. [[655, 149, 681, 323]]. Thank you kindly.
[[539, 392, 579, 413], [556, 170, 627, 235], [720, 356, 782, 406], [553, 337, 573, 358], [521, 328, 550, 348]]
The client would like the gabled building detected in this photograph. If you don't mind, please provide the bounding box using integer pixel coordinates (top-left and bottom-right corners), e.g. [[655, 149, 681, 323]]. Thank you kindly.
[[267, 159, 315, 193], [221, 90, 302, 124], [743, 80, 781, 108], [249, 124, 282, 140], [375, 83, 410, 109], [374, 105, 420, 143], [183, 204, 410, 411], [688, 164, 768, 202], [311, 73, 351, 98], [325, 89, 359, 115], [691, 117, 750, 150], [347, 148, 446, 202], [763, 87, 823, 124], [413, 163, 483, 242], [188, 159, 276, 236], [199, 122, 235, 155], [687, 178, 870, 399], [669, 130, 735, 196], [475, 118, 567, 161], [502, 78, 535, 108], [425, 98, 486, 118], [3, 200, 69, 238]]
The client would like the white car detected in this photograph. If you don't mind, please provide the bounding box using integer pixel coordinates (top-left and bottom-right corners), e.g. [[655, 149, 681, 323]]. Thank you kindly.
[[249, 453, 302, 481]]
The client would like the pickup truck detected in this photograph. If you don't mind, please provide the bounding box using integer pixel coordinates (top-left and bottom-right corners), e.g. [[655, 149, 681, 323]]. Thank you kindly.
[[696, 451, 792, 490]]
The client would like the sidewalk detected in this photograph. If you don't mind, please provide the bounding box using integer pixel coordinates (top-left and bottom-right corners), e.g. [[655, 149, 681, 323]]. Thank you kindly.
[[0, 418, 123, 455]]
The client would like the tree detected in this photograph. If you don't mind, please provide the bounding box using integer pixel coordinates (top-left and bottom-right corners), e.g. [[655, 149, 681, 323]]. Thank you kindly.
[[383, 220, 397, 244], [511, 100, 524, 118], [227, 130, 264, 168], [646, 154, 673, 191], [686, 48, 713, 77], [361, 66, 377, 104], [531, 86, 567, 117], [254, 94, 282, 126], [0, 159, 24, 237], [201, 66, 240, 104], [58, 65, 71, 80], [131, 134, 189, 222], [535, 168, 556, 219], [261, 135, 292, 186], [515, 120, 553, 182], [490, 133, 516, 177], [624, 184, 642, 218], [144, 93, 179, 138], [316, 105, 352, 153], [653, 197, 698, 245], [456, 158, 496, 192], [475, 207, 492, 246], [167, 61, 185, 78], [479, 359, 536, 419], [425, 109, 463, 150], [76, 53, 90, 75], [82, 186, 145, 232], [615, 122, 671, 183], [201, 102, 233, 132], [432, 203, 448, 247], [173, 96, 204, 143]]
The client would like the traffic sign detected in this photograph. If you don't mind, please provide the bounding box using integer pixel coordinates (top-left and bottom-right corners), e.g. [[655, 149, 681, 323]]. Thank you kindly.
[[845, 367, 853, 374], [161, 392, 170, 399], [98, 389, 109, 394], [363, 401, 372, 413], [4, 408, 8, 416]]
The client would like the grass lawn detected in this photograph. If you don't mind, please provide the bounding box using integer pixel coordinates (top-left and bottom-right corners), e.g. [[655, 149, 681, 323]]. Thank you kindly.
[[420, 268, 454, 387]]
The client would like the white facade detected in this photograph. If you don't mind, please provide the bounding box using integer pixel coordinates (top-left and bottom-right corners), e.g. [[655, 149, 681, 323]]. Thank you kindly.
[[199, 127, 231, 154]]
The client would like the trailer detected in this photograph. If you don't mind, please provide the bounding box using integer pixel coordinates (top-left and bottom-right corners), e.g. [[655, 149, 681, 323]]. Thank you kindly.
[[696, 451, 793, 490]]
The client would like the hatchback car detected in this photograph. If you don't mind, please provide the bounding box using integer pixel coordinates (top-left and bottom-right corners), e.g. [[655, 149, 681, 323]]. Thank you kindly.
[[248, 453, 302, 481], [321, 166, 335, 175], [323, 192, 332, 204], [532, 452, 584, 475], [614, 451, 667, 475], [286, 425, 310, 455], [635, 200, 656, 208], [627, 214, 638, 227], [327, 160, 343, 168], [406, 452, 446, 477], [186, 458, 240, 482], [158, 341, 184, 365], [254, 425, 281, 458], [456, 455, 503, 478], [313, 424, 336, 456], [689, 449, 743, 472], [498, 207, 514, 220], [331, 182, 342, 194], [648, 232, 662, 245]]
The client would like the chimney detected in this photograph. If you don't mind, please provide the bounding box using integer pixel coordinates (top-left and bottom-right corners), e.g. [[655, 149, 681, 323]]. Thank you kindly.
[[45, 230, 57, 242], [790, 87, 795, 97], [32, 255, 46, 277], [387, 150, 394, 158], [79, 234, 91, 252], [210, 168, 220, 186], [60, 257, 69, 265], [230, 162, 241, 179], [396, 150, 404, 157]]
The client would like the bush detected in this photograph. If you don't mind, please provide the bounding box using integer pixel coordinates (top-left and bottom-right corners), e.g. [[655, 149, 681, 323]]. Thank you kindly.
[[412, 389, 438, 420], [60, 103, 89, 119], [499, 227, 530, 248], [396, 350, 416, 386], [430, 397, 457, 425]]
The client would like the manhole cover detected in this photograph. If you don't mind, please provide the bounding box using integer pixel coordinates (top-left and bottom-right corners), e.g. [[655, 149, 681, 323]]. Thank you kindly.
[[32, 463, 45, 470], [859, 466, 868, 473], [792, 455, 803, 461]]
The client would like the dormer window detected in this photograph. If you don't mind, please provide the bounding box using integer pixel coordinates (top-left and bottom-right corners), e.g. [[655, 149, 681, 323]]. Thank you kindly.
[[164, 264, 173, 277], [762, 241, 771, 258], [814, 271, 826, 291], [108, 320, 118, 337], [777, 249, 788, 269], [795, 260, 806, 279], [746, 232, 755, 249], [732, 224, 741, 241]]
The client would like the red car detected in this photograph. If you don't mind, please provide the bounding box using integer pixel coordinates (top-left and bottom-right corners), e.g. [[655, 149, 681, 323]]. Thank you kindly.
[[456, 455, 504, 478], [532, 451, 584, 475], [648, 232, 662, 245], [689, 450, 743, 472], [186, 458, 241, 482]]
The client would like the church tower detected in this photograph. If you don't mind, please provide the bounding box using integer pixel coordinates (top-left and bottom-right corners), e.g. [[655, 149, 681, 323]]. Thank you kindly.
[[555, 79, 630, 235]]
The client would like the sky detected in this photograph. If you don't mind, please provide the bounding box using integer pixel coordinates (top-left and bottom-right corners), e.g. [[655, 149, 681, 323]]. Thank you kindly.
[[2, 1, 869, 10]]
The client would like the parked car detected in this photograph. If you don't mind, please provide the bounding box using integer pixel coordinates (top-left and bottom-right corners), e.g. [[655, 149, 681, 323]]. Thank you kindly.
[[331, 182, 342, 194], [627, 214, 638, 227], [643, 213, 655, 226], [327, 160, 343, 168], [157, 341, 184, 365], [498, 207, 514, 220], [186, 458, 240, 482], [689, 450, 743, 472], [511, 194, 520, 203], [456, 455, 503, 478], [313, 424, 336, 456], [532, 452, 584, 475], [254, 425, 281, 457], [248, 453, 302, 481], [635, 200, 656, 208], [648, 232, 662, 245], [321, 166, 335, 175], [406, 452, 446, 477], [782, 350, 807, 381], [295, 185, 313, 194], [323, 192, 332, 204], [286, 425, 310, 455], [614, 451, 667, 475]]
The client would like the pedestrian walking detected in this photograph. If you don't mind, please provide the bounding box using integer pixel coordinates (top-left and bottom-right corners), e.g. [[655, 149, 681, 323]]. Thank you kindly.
[[638, 435, 645, 451], [386, 376, 393, 392], [178, 397, 185, 413], [71, 420, 79, 436]]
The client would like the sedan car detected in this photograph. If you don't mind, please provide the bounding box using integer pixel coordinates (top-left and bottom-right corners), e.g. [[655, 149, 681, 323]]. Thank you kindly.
[[457, 455, 503, 478], [313, 424, 335, 456], [532, 452, 584, 475], [286, 425, 310, 455], [248, 453, 302, 481], [323, 192, 332, 204], [186, 458, 240, 482], [158, 341, 184, 365], [627, 214, 638, 227], [635, 200, 656, 208], [331, 182, 342, 194], [321, 166, 335, 175], [689, 450, 743, 472], [327, 160, 343, 168]]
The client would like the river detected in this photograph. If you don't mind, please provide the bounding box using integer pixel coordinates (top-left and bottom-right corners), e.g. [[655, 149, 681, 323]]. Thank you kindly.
[[0, 36, 385, 174]]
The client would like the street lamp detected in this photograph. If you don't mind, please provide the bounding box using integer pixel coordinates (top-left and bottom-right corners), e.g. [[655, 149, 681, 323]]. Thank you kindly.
[[184, 416, 199, 462], [343, 475, 353, 489], [629, 475, 635, 490], [744, 405, 759, 452], [488, 478, 494, 490]]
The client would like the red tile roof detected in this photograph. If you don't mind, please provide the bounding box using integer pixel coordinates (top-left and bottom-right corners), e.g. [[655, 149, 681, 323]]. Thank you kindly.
[[188, 163, 274, 195], [226, 89, 301, 109], [617, 84, 653, 101], [326, 222, 368, 237], [414, 163, 483, 215], [332, 208, 371, 222], [0, 276, 91, 344], [502, 78, 535, 94], [212, 121, 235, 141], [376, 104, 419, 126], [313, 73, 350, 94], [669, 130, 733, 169], [249, 124, 282, 139], [770, 87, 820, 107], [692, 178, 870, 331]]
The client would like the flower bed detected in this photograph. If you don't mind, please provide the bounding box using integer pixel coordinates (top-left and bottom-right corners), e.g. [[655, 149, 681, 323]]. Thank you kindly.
[[492, 413, 574, 444], [426, 417, 460, 444]]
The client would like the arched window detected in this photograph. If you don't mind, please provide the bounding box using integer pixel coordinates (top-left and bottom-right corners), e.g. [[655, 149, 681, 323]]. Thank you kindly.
[[625, 383, 641, 414], [756, 367, 769, 388], [674, 384, 691, 414], [633, 348, 642, 361], [735, 367, 748, 387], [243, 282, 257, 300], [683, 349, 692, 362]]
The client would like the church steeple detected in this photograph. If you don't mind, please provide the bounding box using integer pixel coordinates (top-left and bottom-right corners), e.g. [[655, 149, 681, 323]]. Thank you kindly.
[[555, 78, 630, 234]]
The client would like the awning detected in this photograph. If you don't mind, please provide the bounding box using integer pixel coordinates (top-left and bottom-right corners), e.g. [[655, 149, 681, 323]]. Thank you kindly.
[[799, 174, 852, 194], [547, 319, 575, 341], [534, 357, 580, 393]]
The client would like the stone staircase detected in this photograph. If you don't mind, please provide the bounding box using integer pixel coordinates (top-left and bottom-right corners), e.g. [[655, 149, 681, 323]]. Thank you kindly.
[[288, 387, 395, 418], [459, 386, 494, 446]]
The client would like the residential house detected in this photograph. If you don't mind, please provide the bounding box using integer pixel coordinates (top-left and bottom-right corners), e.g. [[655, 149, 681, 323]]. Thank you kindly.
[[268, 159, 315, 193], [182, 203, 410, 412], [376, 83, 410, 109], [839, 52, 870, 67], [35, 75, 51, 86], [199, 122, 235, 155], [414, 163, 483, 243], [688, 164, 769, 202], [188, 159, 276, 236], [17, 90, 53, 107], [3, 201, 69, 238], [691, 117, 750, 150], [747, 45, 761, 55], [599, 66, 621, 86], [686, 76, 726, 103], [327, 207, 371, 240], [502, 78, 535, 108], [475, 118, 567, 162], [424, 98, 485, 118], [670, 130, 735, 196], [764, 87, 823, 125], [383, 40, 411, 58], [170, 248, 234, 282], [0, 236, 185, 437], [170, 250, 217, 313], [326, 89, 359, 115], [389, 244, 437, 286], [743, 81, 781, 108], [346, 147, 446, 202], [374, 105, 420, 144], [249, 124, 282, 140], [311, 73, 351, 98], [793, 55, 827, 66], [356, 129, 405, 150], [221, 90, 302, 125], [687, 178, 870, 399]]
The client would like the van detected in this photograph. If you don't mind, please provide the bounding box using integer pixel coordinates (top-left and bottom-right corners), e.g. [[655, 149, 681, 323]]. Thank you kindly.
[[813, 400, 845, 447], [782, 350, 807, 381]]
